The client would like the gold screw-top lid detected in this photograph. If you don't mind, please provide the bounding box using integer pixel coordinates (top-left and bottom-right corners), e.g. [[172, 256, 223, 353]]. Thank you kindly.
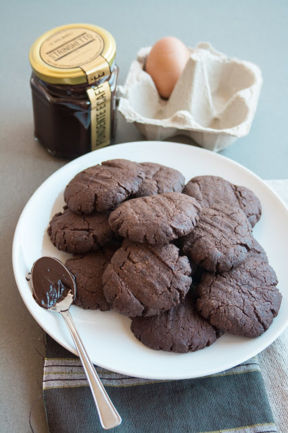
[[29, 23, 116, 85]]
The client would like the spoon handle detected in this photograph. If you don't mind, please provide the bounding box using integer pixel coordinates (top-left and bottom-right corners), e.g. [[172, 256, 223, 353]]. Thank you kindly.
[[60, 310, 122, 430]]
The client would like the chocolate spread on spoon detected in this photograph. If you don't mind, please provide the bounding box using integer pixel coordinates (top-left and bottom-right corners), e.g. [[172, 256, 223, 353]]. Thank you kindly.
[[31, 257, 75, 309]]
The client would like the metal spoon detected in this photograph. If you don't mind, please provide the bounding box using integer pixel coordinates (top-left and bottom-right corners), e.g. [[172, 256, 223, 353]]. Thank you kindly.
[[31, 256, 122, 430]]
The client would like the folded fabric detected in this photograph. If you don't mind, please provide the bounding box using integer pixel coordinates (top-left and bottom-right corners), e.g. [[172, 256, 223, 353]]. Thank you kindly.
[[43, 335, 276, 433]]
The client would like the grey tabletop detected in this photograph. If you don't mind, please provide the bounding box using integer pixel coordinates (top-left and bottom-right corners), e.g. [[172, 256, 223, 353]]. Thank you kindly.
[[1, 1, 288, 432]]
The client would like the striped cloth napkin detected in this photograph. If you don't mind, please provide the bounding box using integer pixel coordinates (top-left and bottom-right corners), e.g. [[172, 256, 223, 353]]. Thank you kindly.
[[43, 335, 276, 433]]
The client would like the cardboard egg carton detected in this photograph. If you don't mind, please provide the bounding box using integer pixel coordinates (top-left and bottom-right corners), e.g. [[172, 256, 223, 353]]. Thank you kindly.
[[118, 43, 263, 151]]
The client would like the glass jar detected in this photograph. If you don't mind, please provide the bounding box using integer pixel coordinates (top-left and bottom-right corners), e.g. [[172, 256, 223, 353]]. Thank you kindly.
[[29, 23, 118, 159]]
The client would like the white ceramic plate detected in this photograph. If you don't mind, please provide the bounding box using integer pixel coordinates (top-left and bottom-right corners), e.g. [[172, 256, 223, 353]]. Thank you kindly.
[[12, 141, 288, 380]]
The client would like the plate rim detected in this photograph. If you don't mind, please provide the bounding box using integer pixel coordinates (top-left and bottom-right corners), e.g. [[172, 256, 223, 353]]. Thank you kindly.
[[12, 140, 288, 379]]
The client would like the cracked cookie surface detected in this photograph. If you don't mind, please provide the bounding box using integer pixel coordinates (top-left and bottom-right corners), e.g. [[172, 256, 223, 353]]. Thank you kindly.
[[109, 192, 201, 245], [196, 240, 282, 337], [131, 295, 218, 353], [182, 204, 253, 273], [66, 249, 116, 310], [64, 159, 145, 214], [134, 162, 185, 197], [183, 175, 262, 227], [102, 240, 192, 317], [48, 208, 116, 254]]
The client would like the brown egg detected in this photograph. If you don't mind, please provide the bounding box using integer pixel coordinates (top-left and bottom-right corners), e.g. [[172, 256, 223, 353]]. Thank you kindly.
[[145, 37, 190, 99]]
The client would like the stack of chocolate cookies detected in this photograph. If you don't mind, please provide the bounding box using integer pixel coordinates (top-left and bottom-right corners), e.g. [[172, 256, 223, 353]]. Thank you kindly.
[[48, 159, 282, 353]]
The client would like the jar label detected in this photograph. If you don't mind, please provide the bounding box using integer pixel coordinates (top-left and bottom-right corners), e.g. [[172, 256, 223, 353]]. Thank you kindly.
[[40, 27, 104, 69], [87, 82, 111, 150], [81, 57, 111, 85]]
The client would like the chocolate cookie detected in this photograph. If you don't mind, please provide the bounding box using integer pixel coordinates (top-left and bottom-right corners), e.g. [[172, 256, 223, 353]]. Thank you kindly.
[[48, 208, 116, 254], [182, 205, 253, 273], [102, 241, 192, 317], [109, 192, 201, 245], [183, 176, 262, 227], [64, 159, 145, 214], [131, 296, 218, 353], [134, 162, 185, 197], [196, 240, 282, 337], [66, 249, 116, 310]]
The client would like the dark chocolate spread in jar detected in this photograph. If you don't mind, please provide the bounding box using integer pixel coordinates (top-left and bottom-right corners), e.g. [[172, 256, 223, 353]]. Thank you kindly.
[[29, 24, 118, 159]]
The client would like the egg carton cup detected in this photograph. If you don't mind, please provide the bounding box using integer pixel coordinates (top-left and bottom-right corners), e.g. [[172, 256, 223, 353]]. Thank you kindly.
[[118, 43, 263, 151]]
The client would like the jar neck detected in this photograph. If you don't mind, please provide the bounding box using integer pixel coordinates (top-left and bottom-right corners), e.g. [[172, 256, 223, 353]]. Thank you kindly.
[[31, 62, 117, 98]]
